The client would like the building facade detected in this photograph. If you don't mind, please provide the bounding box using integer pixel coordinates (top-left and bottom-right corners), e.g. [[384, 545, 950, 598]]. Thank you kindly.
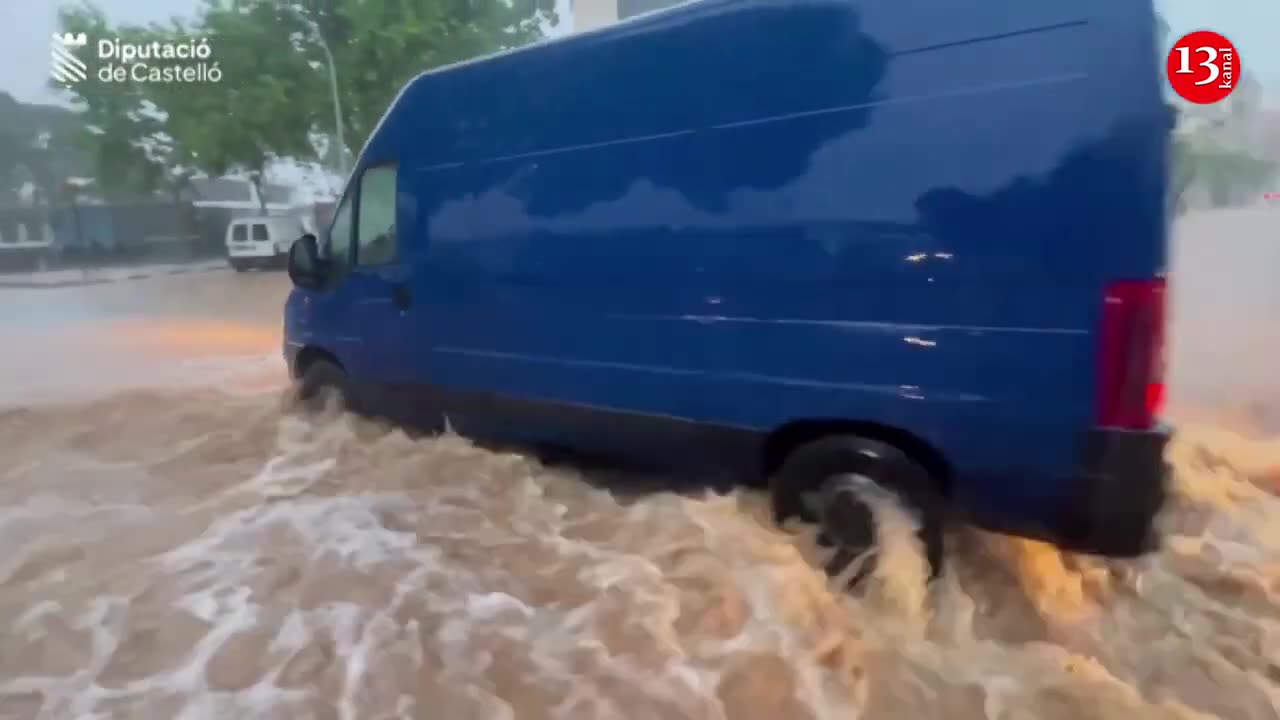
[[573, 0, 684, 31]]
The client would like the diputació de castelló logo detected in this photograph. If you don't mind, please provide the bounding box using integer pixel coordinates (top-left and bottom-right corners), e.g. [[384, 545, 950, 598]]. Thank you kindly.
[[50, 32, 222, 86], [51, 32, 90, 85]]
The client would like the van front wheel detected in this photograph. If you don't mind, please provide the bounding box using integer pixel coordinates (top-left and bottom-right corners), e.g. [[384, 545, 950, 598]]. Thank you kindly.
[[769, 436, 944, 587], [294, 359, 349, 415]]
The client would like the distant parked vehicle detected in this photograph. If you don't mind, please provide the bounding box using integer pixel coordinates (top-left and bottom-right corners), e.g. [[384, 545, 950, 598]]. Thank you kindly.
[[225, 216, 299, 271]]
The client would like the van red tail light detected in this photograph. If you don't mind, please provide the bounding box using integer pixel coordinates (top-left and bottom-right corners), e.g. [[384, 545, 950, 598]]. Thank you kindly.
[[1096, 278, 1167, 429]]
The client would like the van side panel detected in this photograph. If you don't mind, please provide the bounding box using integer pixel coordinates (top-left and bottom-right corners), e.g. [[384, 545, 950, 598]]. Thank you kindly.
[[366, 0, 1167, 524]]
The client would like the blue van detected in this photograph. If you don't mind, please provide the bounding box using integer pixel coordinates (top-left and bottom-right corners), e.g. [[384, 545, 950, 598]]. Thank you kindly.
[[283, 0, 1171, 579]]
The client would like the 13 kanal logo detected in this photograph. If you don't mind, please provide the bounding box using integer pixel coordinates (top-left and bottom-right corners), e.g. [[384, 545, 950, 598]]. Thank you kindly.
[[1167, 30, 1240, 105]]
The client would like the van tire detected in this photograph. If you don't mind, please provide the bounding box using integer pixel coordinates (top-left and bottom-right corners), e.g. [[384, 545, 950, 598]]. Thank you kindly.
[[229, 259, 247, 272], [769, 436, 944, 586], [294, 359, 349, 414]]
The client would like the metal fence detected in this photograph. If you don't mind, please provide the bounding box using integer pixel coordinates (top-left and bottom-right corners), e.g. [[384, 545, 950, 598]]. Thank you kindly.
[[0, 202, 227, 271]]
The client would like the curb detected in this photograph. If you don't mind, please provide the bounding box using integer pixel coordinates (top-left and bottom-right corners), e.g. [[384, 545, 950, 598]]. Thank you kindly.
[[0, 263, 226, 289]]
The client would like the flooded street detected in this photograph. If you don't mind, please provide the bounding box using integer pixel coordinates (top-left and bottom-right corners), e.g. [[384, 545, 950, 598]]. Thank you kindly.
[[2, 210, 1279, 719]]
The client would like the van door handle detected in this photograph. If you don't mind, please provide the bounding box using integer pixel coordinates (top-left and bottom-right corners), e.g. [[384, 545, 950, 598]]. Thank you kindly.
[[390, 283, 411, 310]]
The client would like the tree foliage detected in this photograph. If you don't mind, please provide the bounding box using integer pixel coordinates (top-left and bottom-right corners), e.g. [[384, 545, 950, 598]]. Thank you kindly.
[[55, 4, 163, 202], [51, 7, 173, 203], [154, 1, 322, 208], [1154, 13, 1275, 213], [1169, 76, 1277, 213], [1175, 134, 1274, 210], [1156, 13, 1276, 213], [0, 92, 88, 207], [54, 0, 557, 205], [297, 0, 556, 153]]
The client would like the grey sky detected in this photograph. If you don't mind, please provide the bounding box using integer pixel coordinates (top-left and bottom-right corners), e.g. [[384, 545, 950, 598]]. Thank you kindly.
[[2, 0, 201, 104], [2, 0, 1277, 105]]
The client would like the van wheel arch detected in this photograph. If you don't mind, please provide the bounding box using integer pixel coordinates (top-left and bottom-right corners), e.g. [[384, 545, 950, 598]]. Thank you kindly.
[[761, 419, 953, 499], [292, 348, 348, 414], [293, 346, 344, 381]]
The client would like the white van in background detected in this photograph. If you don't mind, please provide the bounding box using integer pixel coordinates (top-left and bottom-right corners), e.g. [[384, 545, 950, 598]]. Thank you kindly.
[[225, 216, 303, 271]]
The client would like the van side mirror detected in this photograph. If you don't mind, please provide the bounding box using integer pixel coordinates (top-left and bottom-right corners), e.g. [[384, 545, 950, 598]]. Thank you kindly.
[[288, 233, 325, 289]]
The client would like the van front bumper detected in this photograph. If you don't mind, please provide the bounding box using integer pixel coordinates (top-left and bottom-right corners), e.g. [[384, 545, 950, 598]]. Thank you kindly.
[[1052, 426, 1171, 557]]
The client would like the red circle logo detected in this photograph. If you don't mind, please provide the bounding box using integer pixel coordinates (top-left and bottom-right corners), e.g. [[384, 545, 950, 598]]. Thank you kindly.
[[1167, 30, 1240, 104]]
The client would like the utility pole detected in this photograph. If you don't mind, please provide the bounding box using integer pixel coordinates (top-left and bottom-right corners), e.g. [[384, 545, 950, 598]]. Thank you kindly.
[[318, 36, 348, 180], [298, 11, 348, 184]]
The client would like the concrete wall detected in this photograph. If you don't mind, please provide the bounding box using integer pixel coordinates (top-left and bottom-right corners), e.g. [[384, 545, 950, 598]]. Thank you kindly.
[[574, 0, 682, 30], [618, 0, 683, 18], [574, 0, 618, 31]]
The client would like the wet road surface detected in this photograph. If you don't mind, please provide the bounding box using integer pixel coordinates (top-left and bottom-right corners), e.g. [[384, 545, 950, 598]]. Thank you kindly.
[[1, 208, 1278, 719]]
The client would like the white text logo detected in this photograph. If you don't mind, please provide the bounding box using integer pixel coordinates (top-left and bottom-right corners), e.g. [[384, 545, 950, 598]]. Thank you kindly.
[[96, 38, 222, 84]]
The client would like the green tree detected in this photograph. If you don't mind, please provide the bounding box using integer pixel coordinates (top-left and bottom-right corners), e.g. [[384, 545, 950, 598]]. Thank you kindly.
[[55, 0, 558, 208], [1, 92, 90, 208], [145, 1, 322, 211], [1158, 8, 1276, 213], [295, 0, 557, 163], [1189, 139, 1273, 207], [0, 94, 28, 205], [56, 4, 167, 202], [57, 1, 321, 211]]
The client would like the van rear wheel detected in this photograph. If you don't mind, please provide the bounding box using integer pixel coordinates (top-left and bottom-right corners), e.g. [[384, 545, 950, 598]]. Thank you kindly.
[[769, 436, 944, 587]]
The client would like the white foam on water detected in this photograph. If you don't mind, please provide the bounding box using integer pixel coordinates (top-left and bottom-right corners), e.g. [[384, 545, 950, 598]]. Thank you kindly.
[[14, 601, 64, 638], [3, 391, 1280, 718]]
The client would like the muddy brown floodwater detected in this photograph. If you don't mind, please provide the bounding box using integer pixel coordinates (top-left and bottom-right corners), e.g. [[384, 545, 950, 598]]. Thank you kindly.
[[1, 208, 1279, 720]]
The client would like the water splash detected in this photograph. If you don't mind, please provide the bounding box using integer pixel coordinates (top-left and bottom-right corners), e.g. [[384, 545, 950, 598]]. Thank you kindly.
[[0, 387, 1278, 719]]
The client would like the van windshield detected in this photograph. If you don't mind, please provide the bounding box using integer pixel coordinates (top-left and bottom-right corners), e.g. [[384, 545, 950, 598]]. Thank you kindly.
[[231, 225, 247, 243]]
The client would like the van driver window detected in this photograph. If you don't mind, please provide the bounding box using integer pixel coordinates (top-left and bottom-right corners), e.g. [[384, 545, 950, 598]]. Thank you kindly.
[[326, 196, 353, 276], [356, 165, 397, 266]]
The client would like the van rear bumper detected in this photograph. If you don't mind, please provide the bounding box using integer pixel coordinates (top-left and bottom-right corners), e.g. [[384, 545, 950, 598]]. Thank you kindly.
[[227, 244, 282, 259], [1051, 426, 1171, 557]]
